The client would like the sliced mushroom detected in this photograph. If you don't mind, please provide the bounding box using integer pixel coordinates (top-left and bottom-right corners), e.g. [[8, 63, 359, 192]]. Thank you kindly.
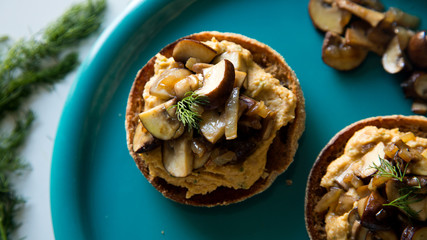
[[373, 230, 398, 240], [408, 31, 427, 69], [360, 191, 390, 231], [174, 75, 200, 100], [191, 63, 213, 74], [351, 0, 384, 11], [401, 71, 427, 101], [382, 35, 411, 74], [308, 0, 352, 34], [314, 187, 343, 213], [345, 21, 385, 55], [402, 226, 427, 240], [132, 122, 160, 153], [336, 0, 385, 27], [355, 142, 385, 178], [138, 99, 183, 140], [384, 7, 420, 30], [411, 101, 427, 115], [163, 134, 193, 177], [322, 31, 369, 71], [212, 51, 248, 72], [224, 87, 240, 140], [234, 70, 247, 88], [172, 39, 217, 63], [150, 68, 192, 99], [199, 110, 225, 144], [195, 59, 235, 109]]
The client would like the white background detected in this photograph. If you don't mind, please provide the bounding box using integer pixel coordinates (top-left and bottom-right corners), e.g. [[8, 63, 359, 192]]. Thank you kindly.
[[0, 0, 132, 239]]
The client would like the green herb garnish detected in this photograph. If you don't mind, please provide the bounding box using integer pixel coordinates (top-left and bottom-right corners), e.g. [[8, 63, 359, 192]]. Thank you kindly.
[[0, 112, 34, 239], [0, 0, 106, 118], [371, 156, 423, 219], [383, 191, 423, 219], [371, 156, 408, 182], [0, 1, 106, 238], [169, 91, 209, 131]]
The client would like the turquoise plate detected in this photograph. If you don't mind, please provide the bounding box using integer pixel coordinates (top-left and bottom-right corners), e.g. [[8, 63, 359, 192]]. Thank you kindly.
[[51, 0, 427, 239]]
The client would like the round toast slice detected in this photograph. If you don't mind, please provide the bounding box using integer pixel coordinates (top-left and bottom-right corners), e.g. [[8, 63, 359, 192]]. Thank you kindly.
[[125, 31, 305, 206], [305, 115, 427, 239]]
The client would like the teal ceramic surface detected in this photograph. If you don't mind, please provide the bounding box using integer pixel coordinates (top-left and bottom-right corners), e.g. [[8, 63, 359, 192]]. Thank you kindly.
[[51, 0, 427, 239]]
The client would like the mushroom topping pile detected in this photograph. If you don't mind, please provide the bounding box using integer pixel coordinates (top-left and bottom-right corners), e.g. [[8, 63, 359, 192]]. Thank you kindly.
[[315, 128, 427, 240], [133, 38, 283, 178], [308, 0, 427, 114]]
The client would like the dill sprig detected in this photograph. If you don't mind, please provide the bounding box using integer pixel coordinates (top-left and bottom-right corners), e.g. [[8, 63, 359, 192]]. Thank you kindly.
[[169, 92, 209, 131], [0, 112, 34, 239], [0, 1, 106, 239], [371, 156, 408, 182], [383, 191, 423, 219], [0, 0, 106, 118]]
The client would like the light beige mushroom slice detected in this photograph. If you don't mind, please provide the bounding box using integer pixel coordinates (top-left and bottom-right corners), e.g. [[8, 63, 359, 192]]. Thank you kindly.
[[150, 68, 192, 99], [172, 39, 217, 63], [163, 135, 193, 177], [322, 31, 369, 71], [382, 35, 410, 74], [336, 0, 385, 27], [200, 110, 225, 144], [355, 142, 385, 178], [212, 51, 248, 72], [138, 99, 183, 140], [234, 70, 247, 88], [308, 0, 352, 34], [195, 59, 235, 109], [132, 122, 160, 153]]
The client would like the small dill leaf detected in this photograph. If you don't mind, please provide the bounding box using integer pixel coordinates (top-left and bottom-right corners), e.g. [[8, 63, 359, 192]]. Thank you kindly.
[[169, 91, 209, 131], [371, 156, 406, 182]]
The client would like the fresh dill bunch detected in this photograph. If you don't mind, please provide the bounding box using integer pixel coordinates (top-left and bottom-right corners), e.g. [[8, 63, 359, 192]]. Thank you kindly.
[[169, 91, 209, 131], [0, 112, 34, 240], [371, 156, 408, 182], [0, 0, 107, 239], [0, 0, 106, 118]]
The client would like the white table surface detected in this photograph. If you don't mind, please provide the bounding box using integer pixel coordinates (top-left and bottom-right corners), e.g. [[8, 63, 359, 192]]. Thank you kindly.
[[0, 0, 132, 239]]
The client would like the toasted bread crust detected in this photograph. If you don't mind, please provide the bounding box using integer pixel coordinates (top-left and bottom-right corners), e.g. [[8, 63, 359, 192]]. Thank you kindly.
[[125, 31, 305, 206], [305, 115, 427, 239]]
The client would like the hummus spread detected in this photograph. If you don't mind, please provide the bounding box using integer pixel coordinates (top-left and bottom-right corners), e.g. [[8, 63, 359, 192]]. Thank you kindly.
[[140, 38, 296, 198], [320, 126, 427, 240]]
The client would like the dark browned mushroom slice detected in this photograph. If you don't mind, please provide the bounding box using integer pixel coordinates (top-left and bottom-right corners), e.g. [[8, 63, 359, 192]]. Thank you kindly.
[[172, 39, 217, 63], [163, 133, 193, 177], [401, 71, 427, 101], [322, 31, 369, 71], [308, 0, 352, 34], [195, 59, 235, 109], [138, 99, 184, 140], [132, 122, 160, 153], [336, 0, 385, 27], [360, 191, 391, 231], [408, 31, 427, 69]]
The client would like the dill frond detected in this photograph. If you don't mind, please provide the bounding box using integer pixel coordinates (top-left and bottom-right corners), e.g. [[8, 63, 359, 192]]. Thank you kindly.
[[169, 91, 209, 131], [371, 156, 407, 182]]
